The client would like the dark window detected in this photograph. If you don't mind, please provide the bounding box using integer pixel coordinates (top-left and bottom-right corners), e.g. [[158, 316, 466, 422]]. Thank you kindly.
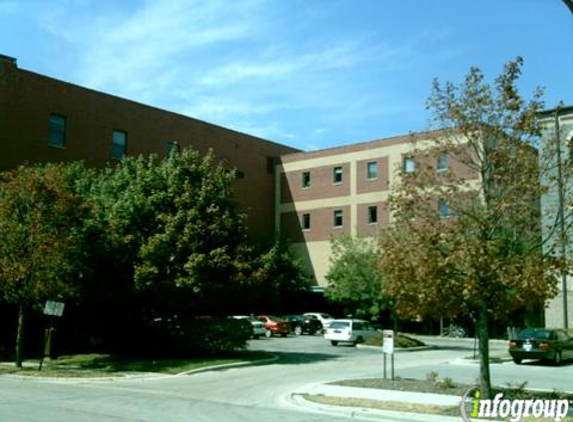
[[368, 206, 378, 224], [334, 210, 343, 228], [438, 198, 450, 218], [302, 171, 311, 188], [437, 152, 449, 171], [112, 130, 128, 160], [166, 141, 180, 156], [333, 167, 343, 184], [302, 213, 311, 230], [403, 157, 415, 174], [367, 162, 378, 180], [48, 114, 66, 148]]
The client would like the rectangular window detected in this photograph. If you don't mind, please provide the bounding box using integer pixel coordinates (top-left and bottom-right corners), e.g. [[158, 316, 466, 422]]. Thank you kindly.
[[166, 141, 180, 156], [333, 210, 343, 228], [439, 198, 450, 218], [367, 162, 378, 180], [333, 167, 343, 185], [368, 206, 378, 224], [437, 152, 449, 171], [112, 130, 128, 160], [48, 114, 66, 148], [302, 171, 311, 188], [302, 213, 311, 231], [403, 157, 415, 174]]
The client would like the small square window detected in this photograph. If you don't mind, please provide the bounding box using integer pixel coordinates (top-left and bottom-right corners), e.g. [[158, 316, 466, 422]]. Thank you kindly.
[[438, 198, 450, 218], [333, 167, 343, 184], [302, 213, 311, 231], [367, 162, 378, 180], [333, 210, 343, 228], [302, 171, 311, 188], [403, 157, 415, 174], [368, 206, 378, 224], [48, 114, 66, 148], [167, 141, 180, 156], [112, 130, 128, 160], [437, 152, 449, 172]]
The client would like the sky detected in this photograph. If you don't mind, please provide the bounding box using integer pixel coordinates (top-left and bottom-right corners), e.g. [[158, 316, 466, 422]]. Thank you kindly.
[[0, 0, 571, 152]]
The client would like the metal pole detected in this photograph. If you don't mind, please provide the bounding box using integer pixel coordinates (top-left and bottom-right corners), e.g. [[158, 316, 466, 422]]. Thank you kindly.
[[383, 353, 387, 379], [391, 354, 394, 380], [555, 107, 569, 329]]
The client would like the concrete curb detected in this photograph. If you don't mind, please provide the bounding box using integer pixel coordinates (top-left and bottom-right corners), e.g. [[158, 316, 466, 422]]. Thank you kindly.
[[356, 344, 436, 352]]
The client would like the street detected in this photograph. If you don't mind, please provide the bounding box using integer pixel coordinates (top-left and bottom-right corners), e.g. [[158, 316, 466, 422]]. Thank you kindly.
[[0, 335, 571, 421]]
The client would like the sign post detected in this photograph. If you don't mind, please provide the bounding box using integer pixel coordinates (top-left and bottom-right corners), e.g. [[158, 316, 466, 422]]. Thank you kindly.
[[39, 301, 65, 371], [382, 329, 395, 380]]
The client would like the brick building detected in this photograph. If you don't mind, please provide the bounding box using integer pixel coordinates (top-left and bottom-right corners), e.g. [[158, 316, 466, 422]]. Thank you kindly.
[[0, 54, 299, 242]]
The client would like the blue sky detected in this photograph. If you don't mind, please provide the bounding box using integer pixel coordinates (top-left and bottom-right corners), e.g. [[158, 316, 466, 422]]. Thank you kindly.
[[0, 0, 571, 151]]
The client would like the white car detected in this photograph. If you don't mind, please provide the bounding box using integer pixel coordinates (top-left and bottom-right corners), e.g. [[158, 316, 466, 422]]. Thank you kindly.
[[303, 312, 334, 330], [232, 316, 267, 339], [324, 319, 379, 346]]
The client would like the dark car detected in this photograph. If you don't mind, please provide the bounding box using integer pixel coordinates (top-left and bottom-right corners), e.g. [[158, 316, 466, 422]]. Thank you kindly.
[[509, 328, 573, 365], [257, 315, 292, 337], [283, 314, 323, 335]]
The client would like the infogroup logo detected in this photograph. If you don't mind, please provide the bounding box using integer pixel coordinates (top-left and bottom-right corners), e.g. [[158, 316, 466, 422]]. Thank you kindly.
[[460, 385, 571, 422]]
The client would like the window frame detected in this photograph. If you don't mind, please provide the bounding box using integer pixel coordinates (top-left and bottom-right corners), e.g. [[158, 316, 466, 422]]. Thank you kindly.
[[333, 209, 344, 228], [302, 213, 311, 231], [48, 113, 67, 148], [438, 198, 450, 218], [437, 152, 449, 172], [403, 156, 415, 174], [333, 166, 343, 185], [368, 205, 378, 225], [112, 129, 128, 160], [366, 161, 378, 180], [166, 141, 180, 156], [302, 171, 311, 189]]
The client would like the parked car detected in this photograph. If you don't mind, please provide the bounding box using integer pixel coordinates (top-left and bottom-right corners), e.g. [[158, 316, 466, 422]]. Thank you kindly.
[[303, 312, 334, 330], [509, 327, 573, 365], [257, 315, 292, 337], [324, 319, 379, 346], [231, 316, 267, 339], [283, 314, 323, 335]]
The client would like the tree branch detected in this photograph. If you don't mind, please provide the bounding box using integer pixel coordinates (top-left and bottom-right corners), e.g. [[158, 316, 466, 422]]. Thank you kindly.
[[561, 0, 573, 14]]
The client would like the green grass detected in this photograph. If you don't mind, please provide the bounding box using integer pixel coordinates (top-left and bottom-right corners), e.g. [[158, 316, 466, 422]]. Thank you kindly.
[[0, 350, 274, 377]]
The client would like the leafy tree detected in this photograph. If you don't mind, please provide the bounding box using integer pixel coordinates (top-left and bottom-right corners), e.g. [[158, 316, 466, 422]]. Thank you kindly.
[[325, 235, 388, 320], [378, 58, 563, 398], [0, 164, 88, 366]]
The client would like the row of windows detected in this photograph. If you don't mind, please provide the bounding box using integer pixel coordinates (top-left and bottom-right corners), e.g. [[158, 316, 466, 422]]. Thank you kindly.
[[301, 162, 379, 189], [300, 200, 450, 232], [403, 152, 449, 174], [301, 206, 380, 231], [47, 113, 181, 159]]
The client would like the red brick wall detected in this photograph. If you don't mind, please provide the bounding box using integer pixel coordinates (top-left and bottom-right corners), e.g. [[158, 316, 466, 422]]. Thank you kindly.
[[280, 205, 351, 242], [356, 156, 390, 194], [280, 162, 351, 204]]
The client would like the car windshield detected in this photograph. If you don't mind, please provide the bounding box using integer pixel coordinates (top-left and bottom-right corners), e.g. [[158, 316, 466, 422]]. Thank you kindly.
[[517, 328, 552, 340], [330, 321, 350, 329], [320, 313, 333, 319]]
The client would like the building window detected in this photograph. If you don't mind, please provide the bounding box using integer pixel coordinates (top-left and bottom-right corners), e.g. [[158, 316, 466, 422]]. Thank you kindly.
[[438, 198, 450, 218], [166, 141, 180, 156], [48, 114, 66, 148], [333, 210, 343, 228], [368, 206, 378, 224], [403, 157, 415, 174], [333, 167, 343, 185], [302, 213, 311, 231], [437, 152, 449, 172], [302, 171, 311, 188], [112, 130, 128, 160], [367, 162, 378, 180]]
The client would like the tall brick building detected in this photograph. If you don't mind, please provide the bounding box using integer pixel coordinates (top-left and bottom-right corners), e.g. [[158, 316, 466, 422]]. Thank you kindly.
[[0, 55, 299, 242]]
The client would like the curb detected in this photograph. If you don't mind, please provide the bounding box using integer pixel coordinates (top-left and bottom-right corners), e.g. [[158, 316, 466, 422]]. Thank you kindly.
[[356, 344, 436, 352]]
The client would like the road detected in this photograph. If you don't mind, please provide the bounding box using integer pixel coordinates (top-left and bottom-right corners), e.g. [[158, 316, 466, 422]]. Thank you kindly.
[[0, 335, 571, 421]]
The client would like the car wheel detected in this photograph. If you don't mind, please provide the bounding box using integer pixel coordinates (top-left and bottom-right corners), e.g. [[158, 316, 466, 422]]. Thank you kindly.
[[331, 341, 338, 346], [253, 334, 260, 339], [512, 357, 522, 364], [265, 329, 272, 338], [281, 333, 287, 337], [294, 326, 302, 336], [354, 336, 364, 346], [554, 351, 562, 366]]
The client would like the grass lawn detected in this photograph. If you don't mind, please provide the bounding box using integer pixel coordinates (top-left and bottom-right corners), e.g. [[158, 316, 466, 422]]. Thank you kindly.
[[0, 350, 274, 377]]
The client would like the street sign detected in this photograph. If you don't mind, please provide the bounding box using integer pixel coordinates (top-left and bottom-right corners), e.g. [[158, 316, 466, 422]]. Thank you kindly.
[[382, 329, 394, 354], [43, 300, 65, 317]]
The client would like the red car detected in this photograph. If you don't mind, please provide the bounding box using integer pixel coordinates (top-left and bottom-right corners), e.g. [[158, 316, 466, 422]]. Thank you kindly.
[[257, 315, 292, 337]]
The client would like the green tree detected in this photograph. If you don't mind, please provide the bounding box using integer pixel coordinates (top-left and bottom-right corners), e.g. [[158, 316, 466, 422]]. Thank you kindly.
[[0, 164, 87, 367], [378, 58, 563, 398], [325, 235, 388, 320]]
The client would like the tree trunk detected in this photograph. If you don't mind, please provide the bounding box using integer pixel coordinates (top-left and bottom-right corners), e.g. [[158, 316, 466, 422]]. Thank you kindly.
[[477, 302, 492, 399], [15, 303, 25, 368]]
